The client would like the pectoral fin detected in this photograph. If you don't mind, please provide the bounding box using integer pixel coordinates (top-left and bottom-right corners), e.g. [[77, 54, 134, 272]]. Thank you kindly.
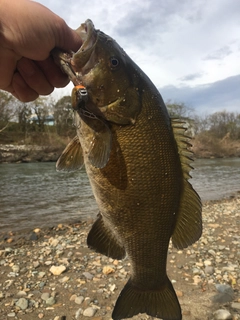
[[171, 119, 202, 249], [87, 214, 126, 260], [56, 136, 84, 172], [88, 121, 112, 169]]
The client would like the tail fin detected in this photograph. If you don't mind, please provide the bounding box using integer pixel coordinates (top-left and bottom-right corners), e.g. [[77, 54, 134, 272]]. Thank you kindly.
[[112, 277, 182, 320]]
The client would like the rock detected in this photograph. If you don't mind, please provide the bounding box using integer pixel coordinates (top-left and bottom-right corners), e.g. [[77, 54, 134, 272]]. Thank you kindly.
[[46, 296, 56, 305], [215, 284, 234, 297], [231, 302, 240, 310], [109, 284, 116, 292], [75, 308, 83, 319], [205, 266, 214, 275], [103, 266, 115, 275], [16, 290, 27, 297], [59, 276, 69, 283], [38, 272, 46, 278], [41, 292, 50, 301], [12, 265, 20, 273], [75, 296, 84, 304], [83, 307, 97, 317], [83, 272, 94, 280], [176, 290, 184, 297], [70, 294, 77, 301], [49, 238, 59, 246], [193, 275, 202, 285], [16, 297, 28, 310], [213, 309, 232, 320], [49, 265, 66, 275], [7, 313, 16, 317], [208, 249, 216, 256], [204, 259, 212, 266], [192, 268, 201, 275], [33, 261, 40, 268], [212, 293, 234, 304], [29, 232, 38, 241]]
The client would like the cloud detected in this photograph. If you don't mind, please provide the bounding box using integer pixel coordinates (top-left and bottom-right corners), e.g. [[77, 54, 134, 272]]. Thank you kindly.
[[36, 0, 240, 114], [179, 73, 204, 81], [160, 74, 240, 114], [203, 46, 232, 60]]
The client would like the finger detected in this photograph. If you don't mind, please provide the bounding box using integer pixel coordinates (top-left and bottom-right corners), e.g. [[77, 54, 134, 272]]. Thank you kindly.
[[36, 56, 70, 88], [0, 47, 19, 90], [17, 58, 54, 95], [12, 72, 39, 102]]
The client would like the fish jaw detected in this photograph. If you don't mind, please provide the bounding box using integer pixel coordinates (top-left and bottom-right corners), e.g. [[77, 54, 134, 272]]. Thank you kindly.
[[72, 20, 99, 75]]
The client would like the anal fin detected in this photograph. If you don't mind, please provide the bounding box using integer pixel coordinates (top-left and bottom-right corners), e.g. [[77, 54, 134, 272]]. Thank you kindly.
[[87, 214, 126, 260]]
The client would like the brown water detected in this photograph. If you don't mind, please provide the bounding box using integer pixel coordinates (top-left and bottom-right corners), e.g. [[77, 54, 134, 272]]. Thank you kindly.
[[0, 158, 240, 233]]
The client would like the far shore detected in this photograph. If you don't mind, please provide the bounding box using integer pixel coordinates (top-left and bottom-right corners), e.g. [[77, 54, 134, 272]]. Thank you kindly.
[[0, 142, 240, 164]]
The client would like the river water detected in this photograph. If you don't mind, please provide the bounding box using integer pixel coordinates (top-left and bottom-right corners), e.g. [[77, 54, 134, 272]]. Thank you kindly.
[[0, 158, 240, 233]]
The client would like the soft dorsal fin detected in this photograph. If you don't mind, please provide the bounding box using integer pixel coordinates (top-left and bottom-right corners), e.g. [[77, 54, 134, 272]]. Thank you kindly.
[[171, 118, 202, 249], [56, 135, 84, 172]]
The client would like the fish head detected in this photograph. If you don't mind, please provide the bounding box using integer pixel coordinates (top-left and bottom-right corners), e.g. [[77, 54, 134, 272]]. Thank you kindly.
[[72, 19, 141, 125]]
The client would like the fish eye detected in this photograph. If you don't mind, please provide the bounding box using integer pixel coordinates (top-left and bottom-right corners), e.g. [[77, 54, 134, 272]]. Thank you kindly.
[[110, 57, 119, 68]]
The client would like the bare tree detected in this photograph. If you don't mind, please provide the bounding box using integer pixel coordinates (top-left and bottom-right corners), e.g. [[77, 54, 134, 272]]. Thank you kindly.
[[0, 90, 15, 130], [165, 101, 194, 119], [53, 95, 74, 136]]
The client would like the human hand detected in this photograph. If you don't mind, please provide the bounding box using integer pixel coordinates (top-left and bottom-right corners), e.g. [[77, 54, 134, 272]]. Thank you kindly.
[[0, 0, 82, 102]]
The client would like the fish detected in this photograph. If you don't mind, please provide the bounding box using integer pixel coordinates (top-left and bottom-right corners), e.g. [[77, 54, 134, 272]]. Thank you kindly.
[[53, 19, 202, 320]]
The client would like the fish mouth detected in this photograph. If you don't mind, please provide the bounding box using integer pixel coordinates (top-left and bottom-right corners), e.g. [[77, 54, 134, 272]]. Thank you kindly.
[[71, 19, 98, 75]]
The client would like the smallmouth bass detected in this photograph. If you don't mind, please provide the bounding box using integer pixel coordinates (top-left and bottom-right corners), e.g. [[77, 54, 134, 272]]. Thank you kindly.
[[53, 19, 202, 320]]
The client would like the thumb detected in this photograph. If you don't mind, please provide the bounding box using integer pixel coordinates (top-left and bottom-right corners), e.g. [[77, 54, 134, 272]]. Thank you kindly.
[[53, 20, 82, 53]]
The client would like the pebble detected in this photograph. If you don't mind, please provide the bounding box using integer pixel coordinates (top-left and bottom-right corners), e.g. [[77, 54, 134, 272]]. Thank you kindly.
[[7, 313, 16, 317], [83, 307, 97, 317], [46, 296, 56, 305], [41, 292, 50, 301], [231, 302, 240, 310], [11, 264, 20, 273], [216, 284, 234, 297], [16, 290, 27, 297], [49, 265, 66, 275], [75, 296, 84, 304], [213, 309, 232, 320], [0, 197, 239, 320], [16, 297, 28, 310], [102, 266, 115, 275], [83, 271, 94, 280], [205, 266, 214, 275], [75, 308, 83, 319]]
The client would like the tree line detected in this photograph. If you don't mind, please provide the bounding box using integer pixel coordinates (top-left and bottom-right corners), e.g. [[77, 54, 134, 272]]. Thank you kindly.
[[0, 90, 240, 146]]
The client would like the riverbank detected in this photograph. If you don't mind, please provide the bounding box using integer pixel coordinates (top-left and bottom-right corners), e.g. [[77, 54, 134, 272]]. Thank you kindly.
[[1, 138, 240, 163], [0, 144, 60, 163], [0, 196, 240, 319]]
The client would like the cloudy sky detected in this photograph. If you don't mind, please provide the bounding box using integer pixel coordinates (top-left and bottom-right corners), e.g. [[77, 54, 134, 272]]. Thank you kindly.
[[38, 0, 240, 115]]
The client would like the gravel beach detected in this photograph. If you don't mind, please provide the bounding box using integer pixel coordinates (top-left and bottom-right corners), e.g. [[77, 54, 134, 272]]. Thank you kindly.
[[0, 195, 240, 320]]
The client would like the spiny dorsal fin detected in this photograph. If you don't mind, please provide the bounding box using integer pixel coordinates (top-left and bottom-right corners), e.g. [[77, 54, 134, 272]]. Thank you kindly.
[[171, 118, 202, 249]]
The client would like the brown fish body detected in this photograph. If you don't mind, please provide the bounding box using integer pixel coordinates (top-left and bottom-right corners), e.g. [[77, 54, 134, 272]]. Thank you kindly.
[[85, 84, 181, 284], [55, 20, 202, 320]]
